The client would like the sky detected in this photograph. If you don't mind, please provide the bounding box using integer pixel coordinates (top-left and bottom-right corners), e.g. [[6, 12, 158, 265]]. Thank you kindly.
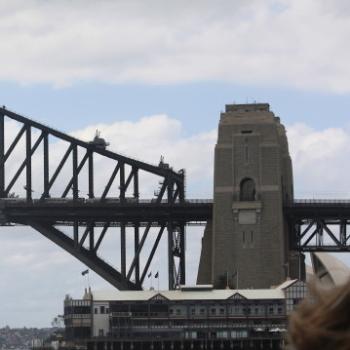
[[1, 0, 350, 327]]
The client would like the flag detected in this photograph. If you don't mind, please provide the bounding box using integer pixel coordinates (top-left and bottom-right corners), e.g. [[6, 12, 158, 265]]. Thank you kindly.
[[154, 271, 159, 278], [148, 272, 152, 278], [82, 269, 89, 276]]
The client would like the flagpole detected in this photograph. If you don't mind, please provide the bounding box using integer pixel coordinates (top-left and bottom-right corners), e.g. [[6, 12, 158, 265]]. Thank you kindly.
[[82, 270, 90, 290]]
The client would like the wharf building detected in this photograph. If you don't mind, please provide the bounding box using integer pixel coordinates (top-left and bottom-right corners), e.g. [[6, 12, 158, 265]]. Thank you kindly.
[[64, 280, 307, 350]]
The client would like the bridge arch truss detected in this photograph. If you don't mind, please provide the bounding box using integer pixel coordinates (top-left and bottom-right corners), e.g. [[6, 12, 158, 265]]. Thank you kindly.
[[0, 107, 189, 290]]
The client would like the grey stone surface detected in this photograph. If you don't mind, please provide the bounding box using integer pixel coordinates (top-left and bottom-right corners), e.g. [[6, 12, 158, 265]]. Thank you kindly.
[[197, 103, 305, 288]]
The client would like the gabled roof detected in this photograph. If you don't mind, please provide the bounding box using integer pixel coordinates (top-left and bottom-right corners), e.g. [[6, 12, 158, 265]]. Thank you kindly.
[[228, 292, 247, 300], [149, 293, 169, 301]]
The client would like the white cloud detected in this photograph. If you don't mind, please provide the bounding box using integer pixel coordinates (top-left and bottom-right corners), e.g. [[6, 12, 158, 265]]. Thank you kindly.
[[71, 115, 216, 197], [288, 123, 350, 197], [1, 0, 350, 92]]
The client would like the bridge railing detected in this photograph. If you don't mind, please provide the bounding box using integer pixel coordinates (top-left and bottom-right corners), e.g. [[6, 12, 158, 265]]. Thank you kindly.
[[287, 199, 350, 205]]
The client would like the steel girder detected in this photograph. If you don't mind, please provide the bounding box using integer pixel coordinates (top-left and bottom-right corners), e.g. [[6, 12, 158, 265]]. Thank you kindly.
[[288, 218, 350, 251], [0, 199, 212, 225], [29, 221, 138, 290], [285, 200, 350, 251], [0, 107, 187, 290]]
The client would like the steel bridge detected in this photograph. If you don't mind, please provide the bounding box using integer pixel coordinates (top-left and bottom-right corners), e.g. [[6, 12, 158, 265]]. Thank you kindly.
[[0, 107, 349, 290]]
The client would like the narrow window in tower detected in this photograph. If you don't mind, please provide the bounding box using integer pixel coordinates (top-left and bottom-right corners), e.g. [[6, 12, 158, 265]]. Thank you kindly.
[[250, 231, 253, 243], [242, 231, 246, 244], [240, 178, 256, 201], [245, 145, 249, 163]]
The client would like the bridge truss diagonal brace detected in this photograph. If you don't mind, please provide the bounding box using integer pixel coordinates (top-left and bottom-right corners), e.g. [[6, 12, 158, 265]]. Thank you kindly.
[[29, 222, 139, 290], [289, 217, 350, 252]]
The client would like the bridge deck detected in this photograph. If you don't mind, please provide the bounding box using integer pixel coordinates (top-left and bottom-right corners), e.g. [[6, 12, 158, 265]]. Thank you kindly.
[[285, 199, 350, 219], [3, 198, 350, 225], [0, 198, 213, 226]]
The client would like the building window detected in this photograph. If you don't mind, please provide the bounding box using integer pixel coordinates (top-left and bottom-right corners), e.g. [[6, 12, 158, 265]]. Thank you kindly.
[[191, 308, 195, 315], [200, 308, 205, 315], [94, 308, 98, 314], [293, 299, 300, 306], [211, 308, 216, 315], [176, 309, 181, 315], [240, 178, 256, 201], [100, 306, 105, 314], [98, 329, 104, 337], [220, 308, 225, 315]]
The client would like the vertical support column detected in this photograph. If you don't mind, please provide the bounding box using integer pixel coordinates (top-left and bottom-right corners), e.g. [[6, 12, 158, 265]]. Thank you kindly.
[[88, 151, 94, 198], [120, 162, 125, 200], [121, 224, 126, 277], [167, 221, 175, 290], [72, 145, 78, 200], [178, 173, 185, 203], [133, 167, 139, 199], [74, 220, 79, 248], [0, 112, 5, 198], [134, 224, 140, 285], [316, 220, 323, 247], [26, 125, 32, 201], [167, 179, 175, 289], [43, 132, 49, 198], [179, 223, 186, 285], [340, 219, 347, 246], [178, 176, 186, 285]]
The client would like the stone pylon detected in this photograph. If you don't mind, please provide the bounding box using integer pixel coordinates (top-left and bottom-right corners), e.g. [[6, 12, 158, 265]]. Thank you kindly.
[[197, 103, 304, 289]]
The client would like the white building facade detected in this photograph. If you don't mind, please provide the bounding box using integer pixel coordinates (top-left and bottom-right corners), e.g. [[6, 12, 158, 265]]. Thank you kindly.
[[64, 280, 307, 350]]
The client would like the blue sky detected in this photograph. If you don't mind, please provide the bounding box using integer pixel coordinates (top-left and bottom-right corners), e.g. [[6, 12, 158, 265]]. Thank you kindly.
[[3, 81, 350, 135], [1, 0, 350, 327]]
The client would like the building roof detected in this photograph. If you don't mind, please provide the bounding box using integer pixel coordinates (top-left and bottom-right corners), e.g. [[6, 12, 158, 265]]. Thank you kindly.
[[311, 252, 350, 286], [275, 279, 298, 290], [90, 288, 285, 302]]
